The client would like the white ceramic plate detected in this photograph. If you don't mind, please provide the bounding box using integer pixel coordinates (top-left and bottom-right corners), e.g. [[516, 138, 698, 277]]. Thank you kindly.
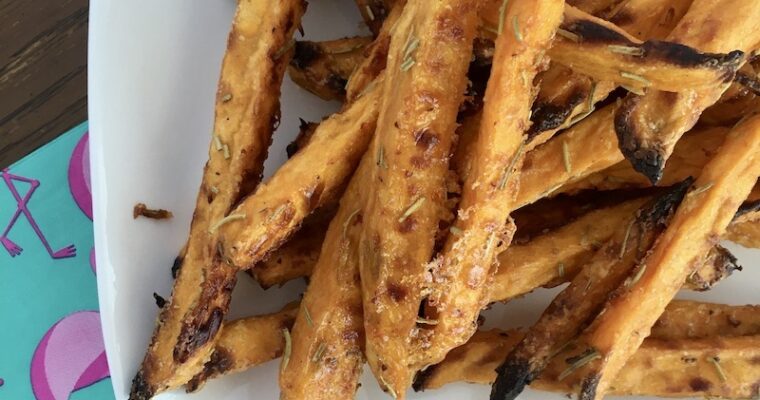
[[88, 1, 760, 399]]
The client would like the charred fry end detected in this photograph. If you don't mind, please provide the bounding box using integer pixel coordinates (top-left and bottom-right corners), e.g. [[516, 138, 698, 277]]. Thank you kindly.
[[614, 95, 666, 184], [490, 356, 535, 400]]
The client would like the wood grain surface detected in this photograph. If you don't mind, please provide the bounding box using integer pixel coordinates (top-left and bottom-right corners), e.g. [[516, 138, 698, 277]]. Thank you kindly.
[[0, 0, 88, 168]]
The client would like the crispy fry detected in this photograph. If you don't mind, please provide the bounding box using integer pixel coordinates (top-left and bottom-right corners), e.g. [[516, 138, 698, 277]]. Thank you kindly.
[[186, 303, 299, 392], [289, 36, 373, 100], [279, 155, 372, 400], [651, 300, 760, 340], [250, 206, 335, 289], [416, 330, 760, 399], [356, 0, 481, 395], [726, 217, 760, 248], [550, 6, 743, 93], [516, 103, 622, 209], [491, 182, 690, 400], [559, 126, 728, 195], [615, 0, 760, 183], [344, 3, 402, 101], [128, 2, 306, 398], [575, 112, 760, 400], [419, 0, 564, 375], [218, 79, 381, 269], [185, 301, 760, 391]]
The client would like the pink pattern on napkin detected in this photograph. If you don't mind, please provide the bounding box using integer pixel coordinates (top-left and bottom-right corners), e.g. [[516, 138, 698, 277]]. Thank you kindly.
[[30, 311, 109, 400]]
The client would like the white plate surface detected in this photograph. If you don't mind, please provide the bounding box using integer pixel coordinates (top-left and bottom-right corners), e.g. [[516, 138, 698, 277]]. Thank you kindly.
[[88, 1, 760, 399]]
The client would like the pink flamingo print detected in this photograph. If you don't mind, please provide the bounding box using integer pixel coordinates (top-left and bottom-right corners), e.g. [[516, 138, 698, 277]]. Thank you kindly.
[[1, 168, 76, 259]]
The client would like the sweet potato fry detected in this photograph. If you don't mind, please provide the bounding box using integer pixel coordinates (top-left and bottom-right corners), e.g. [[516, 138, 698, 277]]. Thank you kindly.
[[186, 302, 299, 392], [250, 206, 335, 289], [574, 112, 760, 400], [651, 300, 760, 340], [416, 330, 760, 399], [217, 78, 381, 269], [559, 126, 729, 195], [288, 36, 373, 100], [279, 155, 372, 400], [355, 0, 480, 395], [418, 0, 564, 374], [184, 301, 760, 391], [615, 0, 760, 183], [551, 6, 743, 93], [491, 182, 690, 400], [128, 2, 306, 398]]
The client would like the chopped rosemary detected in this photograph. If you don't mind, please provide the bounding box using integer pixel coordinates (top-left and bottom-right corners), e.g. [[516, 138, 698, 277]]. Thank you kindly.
[[380, 375, 398, 399], [628, 264, 647, 287], [619, 219, 636, 258], [498, 140, 526, 190], [281, 328, 292, 371], [584, 278, 593, 292], [562, 141, 572, 173], [303, 305, 313, 327], [312, 342, 327, 363], [343, 209, 361, 239], [498, 0, 509, 35], [484, 25, 500, 36], [365, 5, 375, 21], [268, 204, 288, 222], [213, 135, 223, 151], [221, 93, 233, 103], [568, 107, 595, 126], [209, 213, 246, 234], [587, 82, 597, 112], [708, 356, 727, 382], [692, 182, 714, 196], [400, 57, 416, 72], [209, 185, 219, 194], [512, 16, 523, 42], [620, 71, 651, 86], [416, 317, 439, 325], [608, 45, 644, 56], [557, 28, 580, 43], [377, 146, 388, 169], [222, 144, 231, 160], [449, 226, 463, 236], [403, 36, 420, 60], [558, 263, 565, 278], [559, 348, 601, 381], [356, 78, 378, 99], [399, 197, 426, 223], [621, 84, 645, 96]]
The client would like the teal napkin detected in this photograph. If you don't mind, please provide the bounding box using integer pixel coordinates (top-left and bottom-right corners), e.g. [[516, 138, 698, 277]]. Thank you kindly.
[[0, 122, 114, 400]]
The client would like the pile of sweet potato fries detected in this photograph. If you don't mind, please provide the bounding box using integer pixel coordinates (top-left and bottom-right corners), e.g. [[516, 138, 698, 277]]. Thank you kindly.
[[129, 0, 760, 399]]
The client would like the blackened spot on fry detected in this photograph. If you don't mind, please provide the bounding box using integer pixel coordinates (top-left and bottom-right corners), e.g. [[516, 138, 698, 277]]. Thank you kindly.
[[153, 293, 167, 308], [412, 365, 438, 392], [387, 282, 407, 302], [491, 357, 534, 400], [528, 89, 586, 138], [636, 178, 692, 226], [580, 374, 601, 400], [689, 377, 712, 392], [734, 199, 760, 220], [129, 370, 154, 400], [326, 74, 349, 97], [292, 41, 322, 69], [564, 20, 628, 44], [171, 256, 183, 279], [643, 42, 743, 71], [614, 97, 665, 184], [186, 347, 234, 393]]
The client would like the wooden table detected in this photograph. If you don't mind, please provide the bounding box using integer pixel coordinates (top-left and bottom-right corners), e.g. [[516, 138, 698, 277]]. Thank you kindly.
[[0, 0, 89, 168]]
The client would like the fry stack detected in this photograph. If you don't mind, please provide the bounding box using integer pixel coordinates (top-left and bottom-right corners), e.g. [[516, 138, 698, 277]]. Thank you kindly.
[[129, 0, 760, 399]]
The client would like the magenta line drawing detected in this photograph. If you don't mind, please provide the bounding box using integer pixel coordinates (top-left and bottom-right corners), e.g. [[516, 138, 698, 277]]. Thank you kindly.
[[1, 168, 76, 259]]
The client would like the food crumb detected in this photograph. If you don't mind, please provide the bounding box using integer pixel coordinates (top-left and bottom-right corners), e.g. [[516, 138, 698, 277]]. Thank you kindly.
[[133, 203, 174, 220]]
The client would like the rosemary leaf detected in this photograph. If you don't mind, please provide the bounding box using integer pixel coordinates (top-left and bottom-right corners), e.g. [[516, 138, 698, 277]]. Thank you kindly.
[[619, 219, 635, 259], [557, 28, 580, 43], [365, 5, 375, 21], [304, 305, 313, 327], [559, 348, 600, 381], [208, 213, 246, 234], [512, 16, 523, 42], [708, 356, 727, 382], [498, 0, 509, 35], [399, 197, 426, 223], [620, 71, 651, 86], [498, 140, 526, 190], [281, 328, 292, 371], [608, 45, 645, 56], [312, 342, 327, 363], [562, 141, 572, 173]]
